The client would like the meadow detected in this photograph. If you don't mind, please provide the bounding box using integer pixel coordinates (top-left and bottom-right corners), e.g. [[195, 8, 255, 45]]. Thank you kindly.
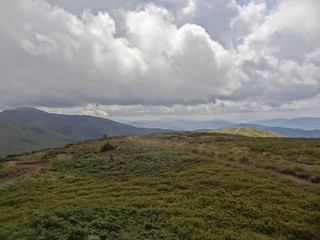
[[0, 132, 319, 239]]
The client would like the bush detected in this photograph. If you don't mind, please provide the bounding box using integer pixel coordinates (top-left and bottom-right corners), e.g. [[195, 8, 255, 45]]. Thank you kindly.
[[239, 156, 250, 165], [310, 175, 320, 183], [100, 143, 115, 153]]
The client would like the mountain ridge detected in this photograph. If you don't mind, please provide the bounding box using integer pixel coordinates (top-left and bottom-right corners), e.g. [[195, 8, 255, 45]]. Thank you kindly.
[[129, 118, 320, 138], [0, 108, 169, 157], [252, 117, 320, 130], [129, 119, 233, 131], [1, 107, 320, 157], [230, 123, 320, 138]]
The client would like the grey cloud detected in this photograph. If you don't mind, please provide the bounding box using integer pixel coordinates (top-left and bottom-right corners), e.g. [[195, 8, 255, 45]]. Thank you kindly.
[[183, 0, 240, 48], [0, 0, 320, 117], [235, 0, 320, 106], [0, 1, 240, 109]]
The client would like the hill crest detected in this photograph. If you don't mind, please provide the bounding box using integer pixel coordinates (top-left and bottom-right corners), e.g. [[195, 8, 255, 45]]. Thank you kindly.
[[211, 127, 286, 138], [0, 108, 168, 157]]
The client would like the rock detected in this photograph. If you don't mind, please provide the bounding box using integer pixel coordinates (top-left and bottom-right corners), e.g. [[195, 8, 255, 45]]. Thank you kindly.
[[86, 235, 101, 240]]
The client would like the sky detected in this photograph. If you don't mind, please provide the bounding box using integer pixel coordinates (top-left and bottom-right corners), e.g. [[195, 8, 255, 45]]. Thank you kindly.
[[0, 0, 320, 122]]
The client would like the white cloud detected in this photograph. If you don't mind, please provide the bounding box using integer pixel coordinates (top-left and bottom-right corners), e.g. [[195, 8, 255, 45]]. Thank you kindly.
[[235, 0, 320, 106], [231, 1, 267, 40], [0, 1, 242, 108], [0, 0, 320, 120], [82, 104, 109, 117], [182, 0, 197, 16], [180, 0, 240, 48], [239, 0, 320, 61]]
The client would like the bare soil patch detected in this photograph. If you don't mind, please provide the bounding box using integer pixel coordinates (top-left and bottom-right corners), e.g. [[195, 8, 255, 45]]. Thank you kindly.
[[0, 160, 52, 185]]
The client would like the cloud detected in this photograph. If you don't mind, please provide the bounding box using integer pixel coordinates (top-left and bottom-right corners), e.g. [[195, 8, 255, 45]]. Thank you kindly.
[[236, 0, 320, 105], [231, 1, 267, 39], [239, 0, 320, 61], [0, 0, 242, 108], [0, 0, 319, 119], [178, 0, 240, 48]]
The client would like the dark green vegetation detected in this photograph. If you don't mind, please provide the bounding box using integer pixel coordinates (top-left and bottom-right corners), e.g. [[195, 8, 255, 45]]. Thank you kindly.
[[0, 107, 168, 157], [1, 132, 320, 239]]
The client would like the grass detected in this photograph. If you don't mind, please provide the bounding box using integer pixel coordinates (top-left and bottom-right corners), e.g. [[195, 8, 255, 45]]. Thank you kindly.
[[0, 161, 16, 177], [211, 127, 286, 138], [0, 132, 319, 239]]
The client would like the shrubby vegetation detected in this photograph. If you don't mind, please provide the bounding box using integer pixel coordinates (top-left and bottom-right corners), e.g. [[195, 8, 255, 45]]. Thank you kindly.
[[0, 132, 319, 239], [100, 142, 115, 153], [0, 162, 16, 177]]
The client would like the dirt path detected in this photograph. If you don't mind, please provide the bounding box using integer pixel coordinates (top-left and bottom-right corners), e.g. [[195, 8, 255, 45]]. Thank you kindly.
[[233, 128, 241, 135], [0, 160, 52, 185]]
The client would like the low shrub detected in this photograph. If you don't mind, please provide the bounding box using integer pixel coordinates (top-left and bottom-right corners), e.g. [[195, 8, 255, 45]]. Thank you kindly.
[[100, 143, 115, 153], [239, 156, 250, 165]]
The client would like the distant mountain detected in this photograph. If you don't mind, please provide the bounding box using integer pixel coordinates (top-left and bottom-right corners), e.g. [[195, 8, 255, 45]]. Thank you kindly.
[[253, 117, 320, 130], [130, 117, 320, 132], [130, 118, 320, 138], [0, 107, 168, 157], [2, 108, 319, 157], [230, 124, 320, 138], [130, 119, 234, 131], [129, 120, 184, 131]]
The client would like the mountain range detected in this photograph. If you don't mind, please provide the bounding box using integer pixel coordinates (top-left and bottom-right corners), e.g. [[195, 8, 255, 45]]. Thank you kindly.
[[0, 107, 167, 157], [1, 107, 320, 157], [253, 117, 320, 130], [129, 119, 233, 131], [130, 118, 320, 138], [230, 124, 320, 138]]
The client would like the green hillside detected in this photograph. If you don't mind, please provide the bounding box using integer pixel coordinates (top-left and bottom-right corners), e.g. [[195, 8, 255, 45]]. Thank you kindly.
[[0, 108, 167, 157], [0, 132, 319, 239], [0, 116, 73, 157], [212, 127, 286, 138]]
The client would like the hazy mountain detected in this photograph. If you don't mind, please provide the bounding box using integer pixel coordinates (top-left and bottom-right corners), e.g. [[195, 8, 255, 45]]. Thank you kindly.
[[230, 124, 320, 138], [130, 118, 320, 138], [253, 117, 320, 130], [2, 108, 319, 157], [0, 107, 168, 157], [130, 117, 320, 132], [129, 120, 184, 131], [130, 119, 234, 131]]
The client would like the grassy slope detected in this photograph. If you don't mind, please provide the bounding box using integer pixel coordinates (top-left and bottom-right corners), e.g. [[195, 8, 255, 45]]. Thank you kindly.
[[1, 108, 166, 139], [232, 124, 320, 138], [0, 132, 320, 240], [212, 127, 286, 138], [0, 117, 73, 157]]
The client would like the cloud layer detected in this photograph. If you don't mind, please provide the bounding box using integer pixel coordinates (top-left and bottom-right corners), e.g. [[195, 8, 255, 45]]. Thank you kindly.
[[0, 0, 319, 118]]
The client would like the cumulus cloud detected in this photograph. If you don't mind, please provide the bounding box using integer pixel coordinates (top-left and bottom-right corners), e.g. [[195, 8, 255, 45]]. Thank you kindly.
[[231, 1, 267, 39], [239, 0, 320, 61], [0, 0, 242, 108], [0, 0, 319, 119], [236, 0, 320, 105]]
